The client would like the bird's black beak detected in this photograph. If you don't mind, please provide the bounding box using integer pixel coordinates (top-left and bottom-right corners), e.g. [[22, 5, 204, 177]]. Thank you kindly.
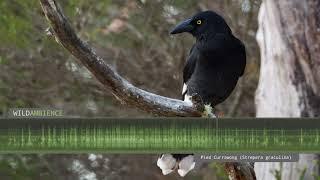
[[170, 18, 193, 34]]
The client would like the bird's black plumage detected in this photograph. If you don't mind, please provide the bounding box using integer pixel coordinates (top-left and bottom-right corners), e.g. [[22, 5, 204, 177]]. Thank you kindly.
[[157, 11, 246, 177], [172, 11, 246, 106]]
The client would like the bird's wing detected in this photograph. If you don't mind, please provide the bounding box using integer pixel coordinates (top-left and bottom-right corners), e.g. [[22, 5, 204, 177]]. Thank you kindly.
[[223, 36, 246, 77], [182, 45, 197, 100], [198, 33, 246, 77], [237, 40, 246, 77]]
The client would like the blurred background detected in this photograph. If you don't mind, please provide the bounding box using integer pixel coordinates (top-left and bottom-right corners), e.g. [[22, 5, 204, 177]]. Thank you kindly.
[[0, 0, 261, 179]]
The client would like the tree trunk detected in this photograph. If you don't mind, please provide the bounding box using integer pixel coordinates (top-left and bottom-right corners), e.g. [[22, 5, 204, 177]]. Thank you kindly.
[[255, 0, 320, 179]]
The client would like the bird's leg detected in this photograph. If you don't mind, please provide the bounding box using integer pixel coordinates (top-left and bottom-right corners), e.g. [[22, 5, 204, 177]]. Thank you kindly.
[[189, 93, 216, 117]]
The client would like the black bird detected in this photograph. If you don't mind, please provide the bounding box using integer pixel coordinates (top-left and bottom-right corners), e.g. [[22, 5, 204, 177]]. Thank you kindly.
[[157, 11, 246, 176]]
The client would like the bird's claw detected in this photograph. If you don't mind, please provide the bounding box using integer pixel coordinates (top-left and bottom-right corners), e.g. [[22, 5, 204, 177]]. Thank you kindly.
[[190, 93, 204, 111]]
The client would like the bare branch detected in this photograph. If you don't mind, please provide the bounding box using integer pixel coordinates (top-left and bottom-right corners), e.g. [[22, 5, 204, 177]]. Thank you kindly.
[[39, 0, 256, 179], [39, 0, 203, 117]]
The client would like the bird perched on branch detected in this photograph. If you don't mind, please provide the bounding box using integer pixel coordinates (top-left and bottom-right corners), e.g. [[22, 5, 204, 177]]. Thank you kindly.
[[157, 11, 246, 177]]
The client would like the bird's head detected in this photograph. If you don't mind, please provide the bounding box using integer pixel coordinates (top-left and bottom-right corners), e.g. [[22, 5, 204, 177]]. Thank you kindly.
[[170, 11, 231, 39]]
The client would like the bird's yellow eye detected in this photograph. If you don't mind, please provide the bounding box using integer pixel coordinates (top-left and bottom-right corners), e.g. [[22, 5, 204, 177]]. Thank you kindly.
[[196, 20, 202, 25]]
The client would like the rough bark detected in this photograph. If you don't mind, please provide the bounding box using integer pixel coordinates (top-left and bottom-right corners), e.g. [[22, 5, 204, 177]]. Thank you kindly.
[[39, 0, 256, 179], [255, 0, 320, 179], [39, 0, 202, 117], [225, 163, 256, 180]]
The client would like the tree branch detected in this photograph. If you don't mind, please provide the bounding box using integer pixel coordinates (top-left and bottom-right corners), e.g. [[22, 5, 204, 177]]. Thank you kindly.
[[39, 0, 202, 117], [39, 0, 256, 179]]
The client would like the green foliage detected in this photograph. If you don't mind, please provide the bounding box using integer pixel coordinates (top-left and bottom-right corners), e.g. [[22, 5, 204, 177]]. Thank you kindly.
[[0, 0, 113, 48], [209, 162, 229, 180], [0, 56, 8, 65], [0, 0, 38, 47], [314, 174, 320, 180]]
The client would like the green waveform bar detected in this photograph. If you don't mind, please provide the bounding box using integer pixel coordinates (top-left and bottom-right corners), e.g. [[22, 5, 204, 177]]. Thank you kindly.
[[0, 118, 319, 153]]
